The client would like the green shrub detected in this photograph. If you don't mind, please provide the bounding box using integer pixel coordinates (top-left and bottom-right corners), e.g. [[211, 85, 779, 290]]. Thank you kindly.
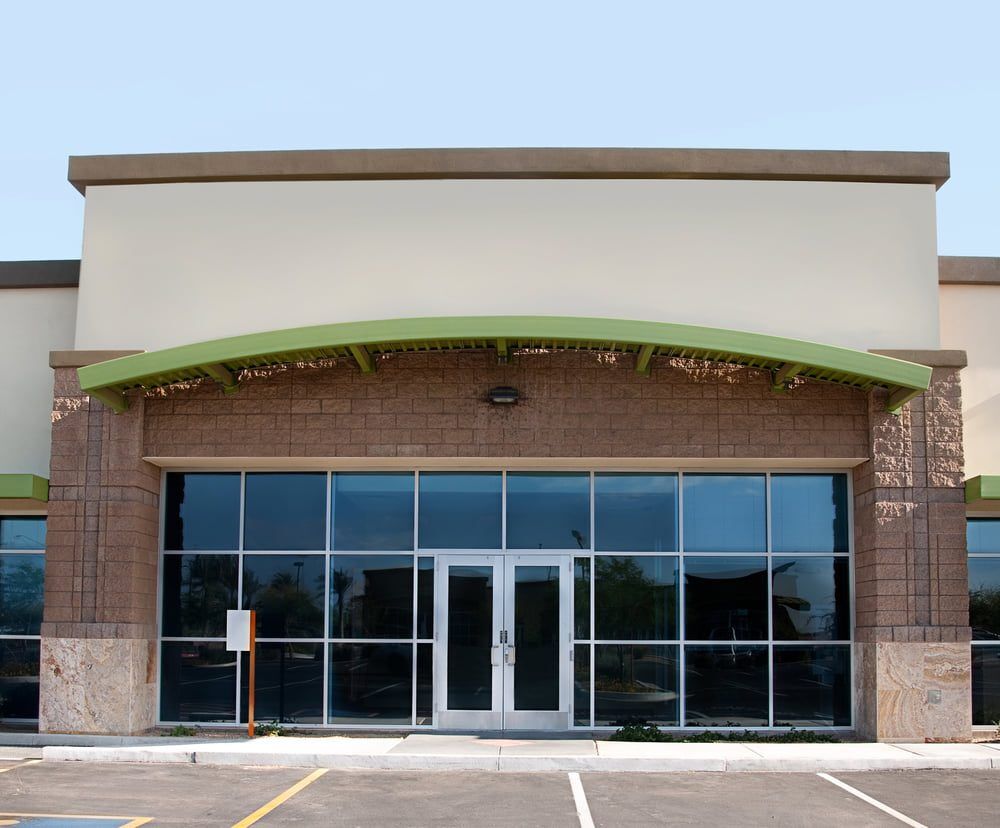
[[165, 725, 197, 737], [256, 721, 294, 737], [610, 724, 839, 743]]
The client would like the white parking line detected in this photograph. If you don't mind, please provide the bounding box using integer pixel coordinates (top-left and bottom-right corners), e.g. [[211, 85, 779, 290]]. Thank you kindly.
[[817, 772, 927, 828], [568, 772, 595, 828]]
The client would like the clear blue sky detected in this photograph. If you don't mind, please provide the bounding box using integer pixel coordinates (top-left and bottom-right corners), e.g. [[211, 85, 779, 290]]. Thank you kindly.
[[1, 0, 997, 259]]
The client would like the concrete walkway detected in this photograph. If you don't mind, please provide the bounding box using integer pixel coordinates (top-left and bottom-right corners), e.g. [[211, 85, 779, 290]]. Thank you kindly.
[[27, 734, 1000, 772]]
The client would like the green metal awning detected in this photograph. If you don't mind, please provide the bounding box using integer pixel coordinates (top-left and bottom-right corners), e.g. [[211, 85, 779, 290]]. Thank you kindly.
[[966, 475, 1000, 504], [0, 474, 49, 502], [76, 316, 933, 415]]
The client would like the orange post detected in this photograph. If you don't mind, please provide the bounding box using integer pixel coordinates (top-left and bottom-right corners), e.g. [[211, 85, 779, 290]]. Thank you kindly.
[[248, 609, 256, 738]]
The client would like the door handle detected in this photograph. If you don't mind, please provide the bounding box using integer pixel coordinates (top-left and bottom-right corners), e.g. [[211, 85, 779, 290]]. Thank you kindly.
[[491, 646, 501, 666], [505, 646, 516, 665]]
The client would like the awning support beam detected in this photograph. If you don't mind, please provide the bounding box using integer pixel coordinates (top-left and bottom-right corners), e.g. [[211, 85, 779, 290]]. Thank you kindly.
[[635, 344, 655, 375], [771, 362, 805, 392], [496, 338, 509, 364], [349, 344, 375, 374], [203, 363, 239, 394]]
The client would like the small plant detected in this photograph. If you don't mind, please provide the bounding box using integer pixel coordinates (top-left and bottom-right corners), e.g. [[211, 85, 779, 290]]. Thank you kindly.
[[165, 724, 197, 737], [609, 723, 673, 742], [256, 720, 293, 737]]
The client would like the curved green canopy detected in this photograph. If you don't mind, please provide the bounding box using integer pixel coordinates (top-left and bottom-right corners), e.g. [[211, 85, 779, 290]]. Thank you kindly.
[[77, 316, 932, 414]]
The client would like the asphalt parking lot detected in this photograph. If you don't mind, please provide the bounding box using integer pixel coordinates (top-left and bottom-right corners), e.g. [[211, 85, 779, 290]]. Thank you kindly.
[[0, 759, 998, 827]]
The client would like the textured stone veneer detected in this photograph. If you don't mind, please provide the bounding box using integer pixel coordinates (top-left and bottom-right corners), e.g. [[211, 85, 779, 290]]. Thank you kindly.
[[39, 637, 155, 735], [40, 351, 972, 738]]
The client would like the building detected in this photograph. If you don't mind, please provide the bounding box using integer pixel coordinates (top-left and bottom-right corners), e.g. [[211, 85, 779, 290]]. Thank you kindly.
[[0, 148, 997, 740]]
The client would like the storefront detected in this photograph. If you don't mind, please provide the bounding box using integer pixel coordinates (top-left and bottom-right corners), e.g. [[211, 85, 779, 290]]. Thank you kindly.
[[158, 470, 852, 730]]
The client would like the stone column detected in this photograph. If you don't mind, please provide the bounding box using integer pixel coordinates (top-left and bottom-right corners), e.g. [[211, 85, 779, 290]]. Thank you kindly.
[[39, 360, 160, 734], [854, 355, 971, 741]]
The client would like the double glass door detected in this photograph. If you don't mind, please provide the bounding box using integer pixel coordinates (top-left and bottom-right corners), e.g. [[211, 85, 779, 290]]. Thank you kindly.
[[435, 555, 571, 729]]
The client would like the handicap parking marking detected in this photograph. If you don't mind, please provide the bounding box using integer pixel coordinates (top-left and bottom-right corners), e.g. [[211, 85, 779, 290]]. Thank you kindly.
[[0, 814, 152, 827]]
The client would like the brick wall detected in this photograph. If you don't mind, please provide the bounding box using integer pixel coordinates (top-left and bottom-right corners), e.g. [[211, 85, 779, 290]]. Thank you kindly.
[[853, 366, 970, 645], [142, 351, 871, 459], [43, 367, 160, 640]]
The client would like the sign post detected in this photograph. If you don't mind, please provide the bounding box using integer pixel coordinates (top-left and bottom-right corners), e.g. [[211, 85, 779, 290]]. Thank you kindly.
[[226, 609, 256, 738]]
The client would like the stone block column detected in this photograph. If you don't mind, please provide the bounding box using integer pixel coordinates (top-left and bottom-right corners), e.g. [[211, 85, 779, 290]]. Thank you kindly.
[[853, 357, 971, 741], [39, 362, 160, 734]]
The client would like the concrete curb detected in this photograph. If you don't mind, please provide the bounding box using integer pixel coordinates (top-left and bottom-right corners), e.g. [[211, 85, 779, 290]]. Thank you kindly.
[[40, 744, 1000, 773]]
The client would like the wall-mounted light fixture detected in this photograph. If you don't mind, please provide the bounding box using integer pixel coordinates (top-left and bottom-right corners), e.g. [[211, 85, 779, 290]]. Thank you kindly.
[[488, 386, 519, 405]]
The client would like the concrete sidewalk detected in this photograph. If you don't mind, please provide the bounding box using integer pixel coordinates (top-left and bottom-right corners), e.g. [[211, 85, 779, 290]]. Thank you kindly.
[[34, 733, 1000, 772]]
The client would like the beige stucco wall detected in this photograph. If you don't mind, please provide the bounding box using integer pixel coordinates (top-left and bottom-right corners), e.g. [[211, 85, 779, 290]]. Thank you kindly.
[[74, 179, 940, 352], [940, 284, 1000, 478], [0, 288, 77, 477]]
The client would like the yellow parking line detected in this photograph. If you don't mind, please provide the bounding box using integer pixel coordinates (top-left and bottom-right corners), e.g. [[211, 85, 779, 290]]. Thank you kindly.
[[0, 759, 42, 773], [231, 768, 329, 828]]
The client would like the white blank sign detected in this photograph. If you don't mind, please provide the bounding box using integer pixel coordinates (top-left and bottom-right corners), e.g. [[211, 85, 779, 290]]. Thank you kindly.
[[226, 610, 252, 651]]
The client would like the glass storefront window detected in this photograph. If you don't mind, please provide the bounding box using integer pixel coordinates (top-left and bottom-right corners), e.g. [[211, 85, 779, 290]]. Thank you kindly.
[[594, 644, 679, 726], [970, 558, 1000, 641], [332, 473, 414, 551], [243, 555, 325, 639], [682, 474, 766, 553], [0, 553, 44, 635], [0, 516, 46, 550], [684, 557, 768, 641], [0, 639, 40, 719], [772, 557, 850, 641], [972, 646, 1000, 727], [772, 645, 851, 726], [329, 555, 413, 639], [329, 643, 413, 724], [244, 473, 326, 551], [684, 644, 769, 727], [969, 519, 1000, 554], [419, 472, 501, 549], [240, 643, 324, 724], [160, 642, 237, 722], [574, 558, 590, 640], [161, 554, 238, 638], [164, 473, 240, 551], [771, 474, 849, 553], [594, 556, 678, 641], [594, 473, 678, 552], [970, 518, 1000, 726], [506, 472, 590, 550]]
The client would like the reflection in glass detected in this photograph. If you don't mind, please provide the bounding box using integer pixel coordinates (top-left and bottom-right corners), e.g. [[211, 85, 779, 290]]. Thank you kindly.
[[514, 566, 559, 711], [164, 473, 241, 551], [161, 554, 238, 637], [507, 473, 590, 550], [329, 555, 413, 639], [244, 473, 326, 551], [969, 558, 1000, 640], [160, 642, 236, 722], [595, 556, 677, 641], [417, 643, 433, 724], [329, 643, 412, 724], [418, 473, 501, 549], [682, 474, 766, 552], [968, 519, 1000, 554], [574, 645, 591, 727], [240, 643, 323, 723], [771, 474, 849, 553], [772, 645, 851, 726], [772, 557, 849, 641], [684, 557, 767, 641], [0, 554, 44, 635], [574, 558, 590, 640], [447, 566, 493, 711], [0, 639, 40, 718], [594, 644, 679, 726], [0, 517, 46, 550], [685, 645, 768, 726], [243, 555, 325, 638], [595, 474, 678, 552], [417, 558, 434, 639], [972, 646, 1000, 726], [333, 473, 414, 551]]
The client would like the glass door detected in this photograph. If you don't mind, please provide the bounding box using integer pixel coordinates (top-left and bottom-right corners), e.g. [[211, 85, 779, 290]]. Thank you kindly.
[[502, 555, 571, 729], [436, 554, 571, 730]]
